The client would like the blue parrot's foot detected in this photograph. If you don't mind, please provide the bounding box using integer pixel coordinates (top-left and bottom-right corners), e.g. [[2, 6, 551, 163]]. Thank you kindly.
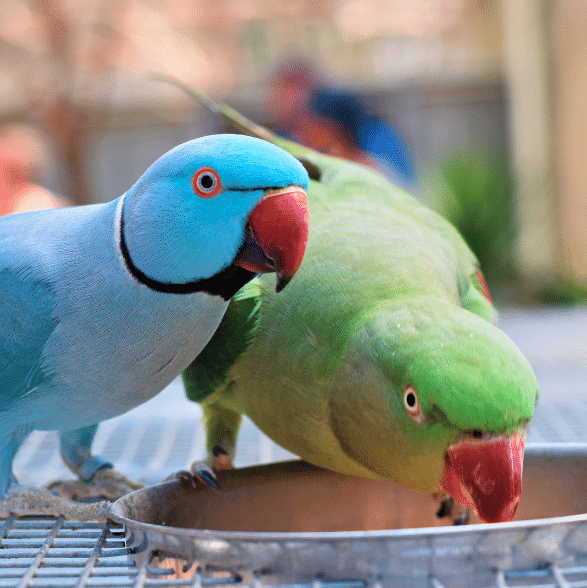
[[0, 484, 110, 521], [434, 494, 470, 525], [47, 468, 144, 501]]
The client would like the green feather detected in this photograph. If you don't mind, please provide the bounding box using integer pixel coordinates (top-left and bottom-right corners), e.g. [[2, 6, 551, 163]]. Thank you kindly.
[[168, 79, 538, 497], [182, 280, 262, 403]]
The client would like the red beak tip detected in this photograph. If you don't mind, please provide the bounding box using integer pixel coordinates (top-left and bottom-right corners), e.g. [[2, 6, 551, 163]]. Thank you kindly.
[[245, 188, 309, 283], [275, 273, 290, 293], [441, 430, 526, 524]]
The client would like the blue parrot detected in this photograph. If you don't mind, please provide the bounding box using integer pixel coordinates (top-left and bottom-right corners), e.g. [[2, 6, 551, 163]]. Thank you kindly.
[[0, 133, 309, 518]]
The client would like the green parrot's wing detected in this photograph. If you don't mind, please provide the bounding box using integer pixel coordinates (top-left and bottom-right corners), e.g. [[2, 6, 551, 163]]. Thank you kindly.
[[182, 279, 262, 402], [458, 267, 496, 323]]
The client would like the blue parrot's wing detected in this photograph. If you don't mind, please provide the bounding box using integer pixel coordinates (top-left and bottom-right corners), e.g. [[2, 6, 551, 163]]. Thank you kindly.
[[0, 266, 57, 406], [182, 279, 262, 403]]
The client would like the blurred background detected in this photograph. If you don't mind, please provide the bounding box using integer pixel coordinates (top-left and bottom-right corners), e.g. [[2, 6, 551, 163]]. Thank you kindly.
[[3, 0, 587, 487], [2, 0, 586, 302]]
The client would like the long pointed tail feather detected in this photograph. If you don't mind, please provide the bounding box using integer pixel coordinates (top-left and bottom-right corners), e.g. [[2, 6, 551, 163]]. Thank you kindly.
[[151, 74, 276, 143], [152, 74, 322, 180]]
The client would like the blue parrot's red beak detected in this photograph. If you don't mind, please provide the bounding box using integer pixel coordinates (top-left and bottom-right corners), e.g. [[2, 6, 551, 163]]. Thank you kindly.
[[440, 428, 526, 524], [235, 186, 309, 292]]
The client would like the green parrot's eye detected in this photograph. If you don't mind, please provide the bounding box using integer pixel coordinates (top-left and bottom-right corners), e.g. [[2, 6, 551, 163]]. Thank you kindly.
[[403, 385, 424, 424]]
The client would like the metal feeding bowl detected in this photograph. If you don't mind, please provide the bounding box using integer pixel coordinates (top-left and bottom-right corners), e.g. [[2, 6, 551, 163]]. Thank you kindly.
[[110, 444, 587, 588]]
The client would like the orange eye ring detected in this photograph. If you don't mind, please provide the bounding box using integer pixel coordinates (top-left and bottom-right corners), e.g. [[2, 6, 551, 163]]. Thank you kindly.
[[192, 167, 222, 198], [403, 385, 424, 424]]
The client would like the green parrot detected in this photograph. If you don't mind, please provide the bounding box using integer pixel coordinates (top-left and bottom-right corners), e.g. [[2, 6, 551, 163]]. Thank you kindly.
[[169, 79, 538, 525]]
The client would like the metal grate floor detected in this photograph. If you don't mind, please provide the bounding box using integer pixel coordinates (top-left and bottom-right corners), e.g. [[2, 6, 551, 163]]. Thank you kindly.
[[0, 516, 128, 587], [1, 514, 587, 588]]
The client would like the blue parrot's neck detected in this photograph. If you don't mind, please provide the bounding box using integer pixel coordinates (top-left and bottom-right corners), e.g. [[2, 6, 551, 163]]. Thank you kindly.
[[116, 196, 255, 301]]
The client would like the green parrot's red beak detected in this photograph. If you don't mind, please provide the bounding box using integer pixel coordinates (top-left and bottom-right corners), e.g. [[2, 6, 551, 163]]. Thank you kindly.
[[235, 186, 309, 292], [440, 428, 526, 524]]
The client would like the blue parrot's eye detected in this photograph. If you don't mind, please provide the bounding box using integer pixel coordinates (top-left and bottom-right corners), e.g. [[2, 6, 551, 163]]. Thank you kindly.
[[404, 385, 424, 424], [192, 167, 222, 198]]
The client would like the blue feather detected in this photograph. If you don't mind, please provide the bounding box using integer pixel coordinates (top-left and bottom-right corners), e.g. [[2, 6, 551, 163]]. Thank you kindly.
[[0, 134, 309, 497]]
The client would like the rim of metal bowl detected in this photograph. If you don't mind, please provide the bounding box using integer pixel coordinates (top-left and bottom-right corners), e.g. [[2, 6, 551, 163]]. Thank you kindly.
[[110, 443, 587, 544], [109, 508, 587, 543]]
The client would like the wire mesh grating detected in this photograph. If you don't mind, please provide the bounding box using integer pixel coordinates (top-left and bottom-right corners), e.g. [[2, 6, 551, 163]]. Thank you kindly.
[[0, 514, 586, 587]]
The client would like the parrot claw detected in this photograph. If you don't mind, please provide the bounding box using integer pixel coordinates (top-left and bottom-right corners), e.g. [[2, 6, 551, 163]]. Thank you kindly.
[[0, 484, 110, 521], [435, 496, 454, 519], [453, 508, 470, 525], [174, 470, 200, 490], [434, 494, 470, 525], [47, 467, 144, 501], [172, 445, 233, 491], [166, 465, 220, 490], [189, 463, 220, 490], [165, 464, 221, 490]]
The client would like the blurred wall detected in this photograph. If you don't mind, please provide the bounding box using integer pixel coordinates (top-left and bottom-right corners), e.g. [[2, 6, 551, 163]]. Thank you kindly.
[[501, 0, 556, 291], [551, 1, 587, 283], [75, 79, 507, 208], [501, 0, 587, 294], [2, 0, 586, 299]]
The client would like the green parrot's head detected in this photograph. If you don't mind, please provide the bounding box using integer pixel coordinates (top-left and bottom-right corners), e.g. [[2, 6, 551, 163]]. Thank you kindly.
[[329, 296, 538, 524]]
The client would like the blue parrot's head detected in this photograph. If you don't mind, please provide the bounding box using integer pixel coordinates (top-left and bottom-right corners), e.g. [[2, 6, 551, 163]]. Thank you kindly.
[[120, 134, 310, 297]]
